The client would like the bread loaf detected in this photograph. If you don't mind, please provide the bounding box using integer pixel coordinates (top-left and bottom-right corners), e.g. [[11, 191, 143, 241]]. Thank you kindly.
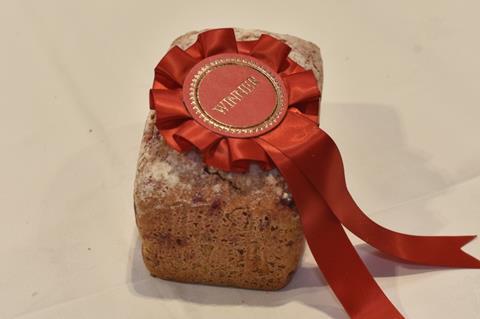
[[134, 28, 323, 290]]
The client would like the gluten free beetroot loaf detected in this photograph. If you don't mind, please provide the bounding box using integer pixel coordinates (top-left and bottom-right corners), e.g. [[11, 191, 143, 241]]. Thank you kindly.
[[134, 28, 323, 290]]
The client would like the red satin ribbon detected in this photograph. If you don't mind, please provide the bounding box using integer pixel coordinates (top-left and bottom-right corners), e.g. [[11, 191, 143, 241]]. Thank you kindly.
[[256, 112, 480, 319], [150, 28, 480, 319]]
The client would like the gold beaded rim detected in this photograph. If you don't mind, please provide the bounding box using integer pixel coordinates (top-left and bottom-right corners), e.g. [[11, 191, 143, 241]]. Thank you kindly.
[[187, 56, 286, 136]]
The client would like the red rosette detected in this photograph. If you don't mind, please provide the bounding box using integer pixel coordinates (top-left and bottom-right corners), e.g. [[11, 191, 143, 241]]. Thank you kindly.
[[148, 28, 480, 319], [150, 28, 320, 172]]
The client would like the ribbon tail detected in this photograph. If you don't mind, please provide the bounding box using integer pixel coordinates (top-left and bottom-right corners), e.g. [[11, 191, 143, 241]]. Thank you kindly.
[[261, 111, 480, 268], [322, 130, 480, 268], [300, 128, 480, 267], [255, 139, 405, 319]]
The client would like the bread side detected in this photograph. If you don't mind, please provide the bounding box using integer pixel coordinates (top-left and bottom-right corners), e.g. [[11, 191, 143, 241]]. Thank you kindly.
[[134, 28, 323, 290]]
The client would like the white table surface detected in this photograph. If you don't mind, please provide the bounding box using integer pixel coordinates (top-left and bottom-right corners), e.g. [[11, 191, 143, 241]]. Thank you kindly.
[[2, 1, 480, 318]]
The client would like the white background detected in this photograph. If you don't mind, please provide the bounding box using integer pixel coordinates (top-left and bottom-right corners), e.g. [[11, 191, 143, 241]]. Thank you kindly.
[[1, 1, 480, 318]]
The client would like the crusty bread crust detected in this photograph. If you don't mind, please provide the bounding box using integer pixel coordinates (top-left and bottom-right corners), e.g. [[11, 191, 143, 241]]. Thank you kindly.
[[134, 28, 323, 290]]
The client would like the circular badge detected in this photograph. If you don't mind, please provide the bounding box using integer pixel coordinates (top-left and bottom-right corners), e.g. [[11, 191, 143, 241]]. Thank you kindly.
[[183, 53, 288, 138]]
